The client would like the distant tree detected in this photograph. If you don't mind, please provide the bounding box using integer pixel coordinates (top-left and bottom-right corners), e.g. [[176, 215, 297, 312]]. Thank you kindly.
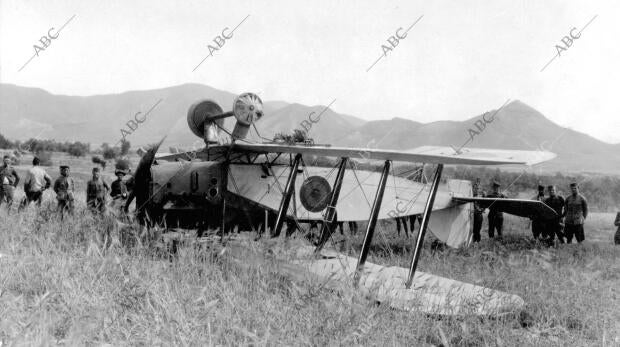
[[0, 133, 12, 149], [92, 155, 107, 169], [101, 143, 118, 160], [120, 140, 131, 156], [67, 142, 88, 157]]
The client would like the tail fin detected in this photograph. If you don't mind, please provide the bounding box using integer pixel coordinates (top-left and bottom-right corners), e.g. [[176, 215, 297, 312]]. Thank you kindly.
[[428, 179, 472, 248]]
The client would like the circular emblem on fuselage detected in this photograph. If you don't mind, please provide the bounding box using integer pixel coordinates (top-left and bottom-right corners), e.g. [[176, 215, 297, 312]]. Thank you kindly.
[[300, 176, 332, 213]]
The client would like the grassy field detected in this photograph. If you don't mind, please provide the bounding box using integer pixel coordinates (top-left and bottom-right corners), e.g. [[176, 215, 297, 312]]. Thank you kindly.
[[0, 154, 619, 346]]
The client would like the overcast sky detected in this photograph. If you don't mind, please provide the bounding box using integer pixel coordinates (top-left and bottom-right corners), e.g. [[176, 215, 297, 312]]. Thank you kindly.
[[1, 0, 618, 143]]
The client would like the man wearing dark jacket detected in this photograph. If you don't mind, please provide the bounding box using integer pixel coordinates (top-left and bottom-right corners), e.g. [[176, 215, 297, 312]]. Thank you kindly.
[[544, 185, 565, 244], [485, 181, 506, 239], [531, 185, 546, 240], [0, 155, 20, 211], [472, 183, 485, 242]]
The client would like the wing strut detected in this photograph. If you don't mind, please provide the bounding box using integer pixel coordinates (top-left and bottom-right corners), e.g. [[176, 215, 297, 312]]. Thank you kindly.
[[314, 157, 349, 253], [272, 153, 302, 237], [353, 160, 391, 286], [405, 163, 443, 288]]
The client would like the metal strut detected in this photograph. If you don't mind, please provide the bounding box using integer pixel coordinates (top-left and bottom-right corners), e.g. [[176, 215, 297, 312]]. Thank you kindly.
[[314, 157, 349, 254], [405, 163, 443, 289], [272, 153, 302, 237], [353, 160, 391, 286]]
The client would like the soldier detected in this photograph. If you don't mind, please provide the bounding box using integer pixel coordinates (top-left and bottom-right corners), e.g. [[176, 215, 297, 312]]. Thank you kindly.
[[564, 182, 588, 244], [530, 185, 546, 240], [485, 181, 506, 239], [110, 169, 128, 211], [544, 185, 565, 244], [348, 221, 359, 235], [614, 211, 620, 245], [396, 216, 409, 237], [409, 214, 422, 234], [0, 155, 20, 211], [19, 156, 52, 210], [87, 167, 110, 214], [53, 165, 75, 218], [472, 183, 485, 243]]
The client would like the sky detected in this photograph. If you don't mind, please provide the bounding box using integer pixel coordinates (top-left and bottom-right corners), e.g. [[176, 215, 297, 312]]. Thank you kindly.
[[1, 0, 619, 143]]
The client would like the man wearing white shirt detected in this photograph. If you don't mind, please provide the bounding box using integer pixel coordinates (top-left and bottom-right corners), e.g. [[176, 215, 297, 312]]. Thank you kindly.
[[20, 157, 52, 209]]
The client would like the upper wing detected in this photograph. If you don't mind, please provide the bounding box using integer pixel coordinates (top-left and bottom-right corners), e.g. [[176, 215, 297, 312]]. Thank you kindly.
[[452, 197, 558, 220], [233, 143, 556, 166]]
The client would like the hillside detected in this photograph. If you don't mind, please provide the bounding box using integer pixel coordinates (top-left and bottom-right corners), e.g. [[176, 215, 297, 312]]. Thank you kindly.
[[1, 83, 618, 174]]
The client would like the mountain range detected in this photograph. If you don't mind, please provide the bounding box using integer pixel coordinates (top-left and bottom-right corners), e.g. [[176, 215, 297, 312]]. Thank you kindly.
[[1, 83, 618, 174]]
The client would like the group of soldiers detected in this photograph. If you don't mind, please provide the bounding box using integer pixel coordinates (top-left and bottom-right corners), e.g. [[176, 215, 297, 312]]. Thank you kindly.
[[0, 155, 130, 216], [471, 180, 589, 245]]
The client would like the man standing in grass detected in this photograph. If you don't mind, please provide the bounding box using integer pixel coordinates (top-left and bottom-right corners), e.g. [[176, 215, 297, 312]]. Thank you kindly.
[[530, 185, 546, 240], [0, 155, 20, 211], [564, 182, 588, 244], [471, 183, 485, 243], [87, 167, 110, 214], [53, 165, 75, 218], [20, 156, 52, 210], [110, 169, 128, 212], [486, 181, 506, 239], [544, 185, 565, 245]]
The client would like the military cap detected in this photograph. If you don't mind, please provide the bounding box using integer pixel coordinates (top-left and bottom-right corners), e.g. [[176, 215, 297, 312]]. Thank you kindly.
[[569, 182, 578, 187], [59, 165, 70, 169], [547, 185, 555, 190], [92, 167, 100, 172]]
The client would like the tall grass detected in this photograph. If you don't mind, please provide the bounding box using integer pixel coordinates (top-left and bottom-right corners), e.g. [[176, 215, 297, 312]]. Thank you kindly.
[[1, 201, 618, 346]]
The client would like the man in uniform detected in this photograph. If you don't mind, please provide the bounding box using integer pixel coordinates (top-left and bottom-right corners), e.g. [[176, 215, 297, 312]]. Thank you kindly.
[[564, 182, 588, 244], [530, 185, 546, 240], [19, 156, 52, 210], [110, 169, 128, 212], [544, 185, 565, 245], [87, 167, 110, 214], [486, 181, 506, 239], [396, 216, 409, 237], [472, 183, 485, 243], [0, 155, 20, 211], [53, 165, 75, 218]]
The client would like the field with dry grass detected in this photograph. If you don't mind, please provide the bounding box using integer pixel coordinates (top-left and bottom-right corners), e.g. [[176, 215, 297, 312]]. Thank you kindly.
[[0, 154, 619, 345]]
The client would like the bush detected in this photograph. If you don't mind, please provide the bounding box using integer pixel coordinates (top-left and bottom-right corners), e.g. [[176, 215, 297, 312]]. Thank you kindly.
[[36, 151, 53, 166], [120, 140, 131, 156], [67, 143, 88, 157], [103, 147, 118, 160], [92, 156, 107, 169]]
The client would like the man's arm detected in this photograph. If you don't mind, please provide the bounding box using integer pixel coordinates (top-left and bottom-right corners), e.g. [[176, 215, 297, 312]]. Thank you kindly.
[[44, 173, 52, 190], [582, 196, 588, 220], [86, 181, 94, 197], [11, 169, 19, 187], [53, 179, 60, 194], [124, 191, 135, 212]]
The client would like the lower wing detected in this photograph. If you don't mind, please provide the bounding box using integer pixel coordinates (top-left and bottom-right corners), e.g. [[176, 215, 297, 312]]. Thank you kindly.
[[452, 197, 558, 220]]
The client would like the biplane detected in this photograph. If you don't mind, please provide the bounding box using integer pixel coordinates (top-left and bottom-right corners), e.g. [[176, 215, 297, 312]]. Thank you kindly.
[[126, 92, 557, 316]]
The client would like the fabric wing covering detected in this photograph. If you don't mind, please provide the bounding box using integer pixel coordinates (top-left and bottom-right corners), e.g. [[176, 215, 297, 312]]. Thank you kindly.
[[227, 164, 474, 248]]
